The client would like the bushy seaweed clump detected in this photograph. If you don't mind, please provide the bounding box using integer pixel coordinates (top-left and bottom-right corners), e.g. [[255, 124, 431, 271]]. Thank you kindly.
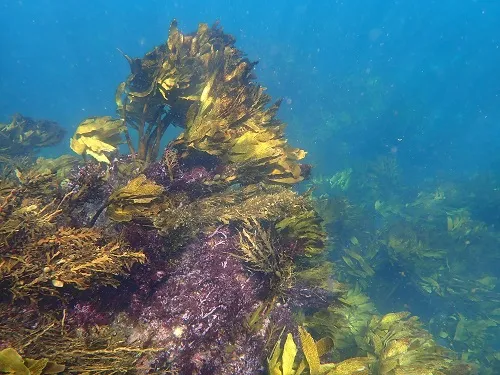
[[0, 114, 65, 157], [0, 20, 476, 375]]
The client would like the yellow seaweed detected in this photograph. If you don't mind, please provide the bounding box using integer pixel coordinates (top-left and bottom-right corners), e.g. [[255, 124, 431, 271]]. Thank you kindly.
[[70, 116, 125, 164]]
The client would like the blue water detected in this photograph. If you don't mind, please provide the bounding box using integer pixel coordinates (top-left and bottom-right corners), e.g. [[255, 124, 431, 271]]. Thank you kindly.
[[2, 0, 500, 370], [3, 0, 500, 177]]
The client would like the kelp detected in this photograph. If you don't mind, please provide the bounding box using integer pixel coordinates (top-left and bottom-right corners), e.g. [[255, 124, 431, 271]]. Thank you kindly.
[[95, 174, 164, 224], [0, 348, 65, 375], [364, 312, 474, 375], [314, 164, 500, 371], [296, 311, 472, 375], [295, 262, 336, 291], [338, 236, 380, 290], [70, 116, 126, 164], [305, 285, 377, 355], [433, 312, 500, 364], [276, 210, 326, 256], [113, 21, 307, 184], [267, 326, 372, 375], [28, 155, 80, 182], [0, 114, 65, 157], [312, 169, 352, 193], [182, 76, 306, 184]]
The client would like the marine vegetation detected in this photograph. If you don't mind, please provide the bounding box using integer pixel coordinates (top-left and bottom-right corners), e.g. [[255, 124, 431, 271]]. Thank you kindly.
[[311, 152, 499, 373], [0, 21, 476, 375], [70, 116, 126, 164], [0, 347, 65, 375], [0, 114, 65, 157], [114, 20, 307, 185], [268, 315, 474, 375]]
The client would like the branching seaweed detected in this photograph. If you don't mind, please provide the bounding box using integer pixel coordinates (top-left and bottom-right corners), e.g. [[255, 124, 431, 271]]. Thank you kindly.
[[237, 218, 295, 298]]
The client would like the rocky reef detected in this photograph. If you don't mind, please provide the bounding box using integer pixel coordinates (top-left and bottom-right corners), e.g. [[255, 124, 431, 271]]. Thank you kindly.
[[0, 21, 476, 375]]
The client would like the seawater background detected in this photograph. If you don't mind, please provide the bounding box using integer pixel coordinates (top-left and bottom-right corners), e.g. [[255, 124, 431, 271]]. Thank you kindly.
[[2, 0, 500, 361], [2, 0, 500, 178]]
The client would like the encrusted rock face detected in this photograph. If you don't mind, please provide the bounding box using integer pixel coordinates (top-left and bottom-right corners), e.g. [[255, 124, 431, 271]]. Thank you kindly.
[[124, 227, 266, 374]]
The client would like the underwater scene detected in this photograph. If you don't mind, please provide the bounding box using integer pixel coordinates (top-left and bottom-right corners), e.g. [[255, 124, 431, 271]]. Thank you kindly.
[[1, 0, 500, 374]]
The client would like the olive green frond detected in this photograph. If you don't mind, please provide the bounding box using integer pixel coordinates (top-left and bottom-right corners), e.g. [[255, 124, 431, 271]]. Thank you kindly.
[[70, 116, 125, 164]]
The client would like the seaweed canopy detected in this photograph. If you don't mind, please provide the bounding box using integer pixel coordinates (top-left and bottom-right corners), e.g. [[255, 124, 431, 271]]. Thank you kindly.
[[113, 21, 307, 184], [364, 312, 475, 375]]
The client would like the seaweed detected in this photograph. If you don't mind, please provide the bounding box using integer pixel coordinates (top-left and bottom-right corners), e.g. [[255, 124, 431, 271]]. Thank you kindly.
[[0, 183, 145, 300], [70, 116, 126, 164], [0, 114, 65, 157], [2, 224, 145, 299], [267, 326, 372, 375], [236, 218, 295, 299], [0, 347, 65, 375], [1, 20, 479, 375], [113, 21, 307, 185], [89, 174, 164, 225]]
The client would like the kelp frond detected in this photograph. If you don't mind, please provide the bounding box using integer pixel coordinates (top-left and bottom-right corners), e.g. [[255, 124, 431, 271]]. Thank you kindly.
[[70, 116, 125, 164], [89, 174, 164, 226], [0, 347, 65, 375], [0, 114, 65, 157], [267, 326, 372, 375], [116, 20, 307, 182], [106, 174, 164, 223], [365, 312, 473, 375]]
